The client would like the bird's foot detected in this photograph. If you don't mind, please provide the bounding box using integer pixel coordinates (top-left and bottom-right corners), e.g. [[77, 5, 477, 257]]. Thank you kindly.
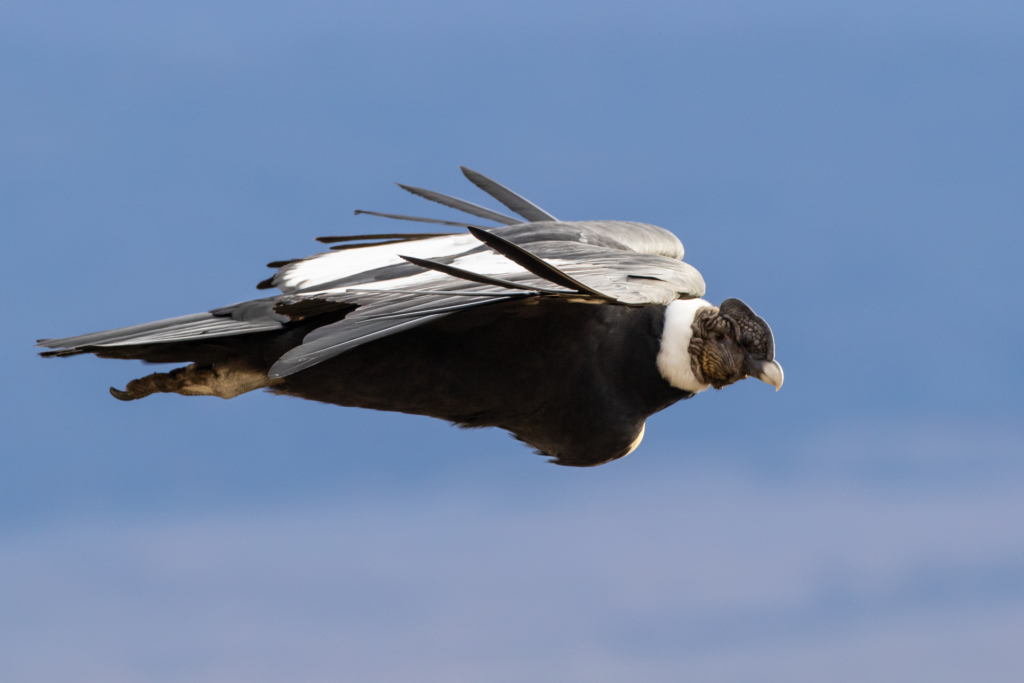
[[109, 363, 279, 401]]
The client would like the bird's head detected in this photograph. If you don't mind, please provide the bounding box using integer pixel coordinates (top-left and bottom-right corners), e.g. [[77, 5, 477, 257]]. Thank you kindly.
[[688, 298, 783, 391]]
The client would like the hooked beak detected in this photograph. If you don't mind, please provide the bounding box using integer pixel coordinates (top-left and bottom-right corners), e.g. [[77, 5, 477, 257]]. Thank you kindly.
[[754, 359, 784, 391]]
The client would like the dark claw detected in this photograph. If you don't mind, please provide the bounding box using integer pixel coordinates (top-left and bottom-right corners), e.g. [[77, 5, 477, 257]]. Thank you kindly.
[[109, 386, 136, 401]]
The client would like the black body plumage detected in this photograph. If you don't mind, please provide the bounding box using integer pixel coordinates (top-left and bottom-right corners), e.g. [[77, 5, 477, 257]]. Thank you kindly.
[[37, 167, 782, 466], [277, 299, 691, 466]]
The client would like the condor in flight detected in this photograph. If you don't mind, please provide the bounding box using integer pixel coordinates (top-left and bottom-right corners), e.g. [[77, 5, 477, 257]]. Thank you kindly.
[[38, 167, 783, 466]]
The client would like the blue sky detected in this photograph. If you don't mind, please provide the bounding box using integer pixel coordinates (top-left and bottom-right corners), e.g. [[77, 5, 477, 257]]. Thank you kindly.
[[2, 1, 1023, 681]]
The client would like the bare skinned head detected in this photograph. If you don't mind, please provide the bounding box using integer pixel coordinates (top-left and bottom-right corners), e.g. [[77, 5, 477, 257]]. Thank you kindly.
[[688, 298, 783, 390]]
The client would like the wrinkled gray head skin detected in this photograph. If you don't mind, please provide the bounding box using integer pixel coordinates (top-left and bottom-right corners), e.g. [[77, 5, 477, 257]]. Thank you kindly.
[[687, 298, 783, 390]]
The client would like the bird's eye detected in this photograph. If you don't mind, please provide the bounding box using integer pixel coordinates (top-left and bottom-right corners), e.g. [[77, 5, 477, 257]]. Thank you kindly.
[[714, 333, 725, 342]]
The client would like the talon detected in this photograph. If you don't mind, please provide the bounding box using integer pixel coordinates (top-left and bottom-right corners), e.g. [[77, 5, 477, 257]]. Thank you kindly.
[[109, 386, 136, 401]]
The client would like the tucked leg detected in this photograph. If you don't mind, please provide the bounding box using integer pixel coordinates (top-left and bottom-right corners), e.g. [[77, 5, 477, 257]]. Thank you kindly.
[[110, 362, 278, 401]]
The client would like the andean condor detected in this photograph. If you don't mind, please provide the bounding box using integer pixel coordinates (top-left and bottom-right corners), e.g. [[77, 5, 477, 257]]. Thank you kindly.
[[37, 167, 783, 466]]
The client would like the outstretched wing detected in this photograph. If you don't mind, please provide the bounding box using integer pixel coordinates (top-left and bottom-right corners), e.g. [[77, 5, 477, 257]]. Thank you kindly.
[[37, 169, 702, 371]]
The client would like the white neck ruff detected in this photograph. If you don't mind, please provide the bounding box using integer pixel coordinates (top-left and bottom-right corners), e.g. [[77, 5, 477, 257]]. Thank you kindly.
[[657, 298, 713, 394]]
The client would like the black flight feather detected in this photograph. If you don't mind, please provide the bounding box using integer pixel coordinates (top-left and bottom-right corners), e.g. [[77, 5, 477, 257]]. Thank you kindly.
[[396, 184, 520, 225], [460, 166, 558, 222], [398, 254, 571, 295], [352, 210, 491, 230], [315, 232, 452, 244], [466, 227, 616, 301]]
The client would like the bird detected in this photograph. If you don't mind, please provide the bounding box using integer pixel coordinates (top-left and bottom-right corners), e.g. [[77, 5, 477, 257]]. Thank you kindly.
[[37, 166, 783, 467]]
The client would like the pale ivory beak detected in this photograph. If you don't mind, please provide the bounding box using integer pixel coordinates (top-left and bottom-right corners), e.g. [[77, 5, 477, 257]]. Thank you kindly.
[[755, 360, 784, 391]]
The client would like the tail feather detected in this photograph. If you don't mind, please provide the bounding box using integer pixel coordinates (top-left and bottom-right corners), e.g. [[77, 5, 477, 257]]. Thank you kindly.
[[37, 309, 285, 357]]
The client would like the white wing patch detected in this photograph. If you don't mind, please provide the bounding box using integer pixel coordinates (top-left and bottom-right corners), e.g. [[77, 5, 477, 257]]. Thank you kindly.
[[276, 234, 481, 293], [323, 251, 575, 296], [277, 235, 579, 297]]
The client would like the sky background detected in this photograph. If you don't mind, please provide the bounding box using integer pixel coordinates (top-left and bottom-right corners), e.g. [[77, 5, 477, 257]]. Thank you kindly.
[[2, 0, 1023, 681]]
